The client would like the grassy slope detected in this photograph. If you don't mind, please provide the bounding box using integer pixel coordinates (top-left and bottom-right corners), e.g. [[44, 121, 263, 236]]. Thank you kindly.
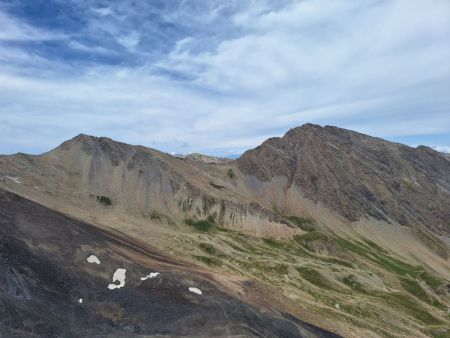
[[169, 220, 450, 338]]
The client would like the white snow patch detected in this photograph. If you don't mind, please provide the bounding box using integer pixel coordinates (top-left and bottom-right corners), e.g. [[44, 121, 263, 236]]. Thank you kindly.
[[87, 255, 100, 264], [6, 176, 22, 184], [140, 272, 160, 280], [335, 303, 340, 310], [34, 186, 38, 189], [108, 268, 126, 290], [78, 298, 83, 304], [189, 287, 202, 295]]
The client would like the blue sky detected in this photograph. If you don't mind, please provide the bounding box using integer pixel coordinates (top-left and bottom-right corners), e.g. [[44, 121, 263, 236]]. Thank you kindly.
[[0, 0, 449, 156]]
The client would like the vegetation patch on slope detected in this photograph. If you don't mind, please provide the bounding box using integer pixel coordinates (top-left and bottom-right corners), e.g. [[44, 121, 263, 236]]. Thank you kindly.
[[173, 222, 449, 338], [294, 231, 327, 243], [419, 270, 446, 290], [341, 274, 367, 293], [286, 215, 317, 231], [373, 292, 442, 325], [334, 237, 422, 276], [93, 195, 112, 206], [185, 218, 215, 232], [297, 267, 335, 290], [400, 277, 446, 310], [192, 255, 222, 266]]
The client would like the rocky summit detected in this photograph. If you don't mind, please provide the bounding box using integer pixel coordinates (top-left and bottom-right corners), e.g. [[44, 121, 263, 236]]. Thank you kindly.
[[238, 124, 450, 236], [0, 124, 449, 338]]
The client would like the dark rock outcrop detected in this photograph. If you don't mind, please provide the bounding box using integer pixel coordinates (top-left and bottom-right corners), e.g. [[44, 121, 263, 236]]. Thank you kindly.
[[0, 188, 340, 338]]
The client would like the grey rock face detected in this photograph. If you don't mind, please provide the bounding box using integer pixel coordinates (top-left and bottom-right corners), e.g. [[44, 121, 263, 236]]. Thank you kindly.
[[238, 124, 450, 236]]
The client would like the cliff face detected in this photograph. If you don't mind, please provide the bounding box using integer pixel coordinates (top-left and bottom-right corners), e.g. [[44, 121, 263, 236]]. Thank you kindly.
[[238, 124, 450, 235]]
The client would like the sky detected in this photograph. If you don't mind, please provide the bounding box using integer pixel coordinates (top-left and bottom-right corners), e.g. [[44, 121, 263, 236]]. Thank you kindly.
[[0, 0, 449, 156]]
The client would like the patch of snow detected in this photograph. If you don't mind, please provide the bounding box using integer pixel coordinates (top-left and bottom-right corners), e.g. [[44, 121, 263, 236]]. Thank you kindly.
[[140, 272, 160, 280], [86, 255, 100, 264], [108, 268, 126, 290], [34, 186, 38, 189], [335, 303, 340, 310], [6, 176, 22, 184], [189, 287, 202, 295], [78, 298, 83, 304]]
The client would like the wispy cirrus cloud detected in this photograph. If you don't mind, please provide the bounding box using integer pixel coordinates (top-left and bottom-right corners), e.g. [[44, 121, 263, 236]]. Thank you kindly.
[[0, 0, 449, 156], [0, 10, 66, 41]]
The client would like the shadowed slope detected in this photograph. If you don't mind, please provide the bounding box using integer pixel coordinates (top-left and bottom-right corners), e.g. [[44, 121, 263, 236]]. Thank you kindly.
[[0, 188, 340, 338]]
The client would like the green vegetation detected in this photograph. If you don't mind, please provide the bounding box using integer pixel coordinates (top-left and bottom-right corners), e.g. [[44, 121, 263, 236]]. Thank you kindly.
[[144, 210, 176, 226], [320, 256, 354, 268], [227, 168, 235, 179], [294, 231, 326, 243], [96, 195, 112, 206], [185, 218, 215, 231], [374, 292, 442, 325], [400, 277, 428, 301], [192, 255, 222, 266], [291, 233, 354, 267], [374, 253, 421, 276], [262, 237, 286, 249], [361, 238, 388, 253], [222, 240, 249, 253], [341, 274, 366, 293], [419, 270, 445, 289], [400, 277, 446, 310], [178, 220, 448, 336], [297, 267, 334, 289], [334, 237, 371, 257], [199, 242, 224, 257], [426, 328, 450, 338], [244, 261, 288, 276], [335, 237, 421, 276], [286, 215, 317, 231]]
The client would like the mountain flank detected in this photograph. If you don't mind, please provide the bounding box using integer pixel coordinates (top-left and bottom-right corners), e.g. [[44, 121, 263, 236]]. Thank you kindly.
[[238, 124, 450, 235], [0, 124, 449, 337]]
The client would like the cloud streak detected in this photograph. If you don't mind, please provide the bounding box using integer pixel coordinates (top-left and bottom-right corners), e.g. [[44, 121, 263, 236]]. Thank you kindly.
[[0, 0, 449, 155]]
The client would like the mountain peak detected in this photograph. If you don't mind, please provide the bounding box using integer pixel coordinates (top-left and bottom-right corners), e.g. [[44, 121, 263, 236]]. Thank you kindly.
[[238, 124, 450, 237]]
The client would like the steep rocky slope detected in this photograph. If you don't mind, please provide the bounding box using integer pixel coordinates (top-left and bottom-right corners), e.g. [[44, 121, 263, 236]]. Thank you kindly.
[[0, 134, 288, 238], [238, 124, 450, 236]]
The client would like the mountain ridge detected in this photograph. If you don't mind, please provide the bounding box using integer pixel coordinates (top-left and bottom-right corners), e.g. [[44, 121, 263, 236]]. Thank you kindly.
[[239, 123, 450, 237], [1, 124, 449, 337]]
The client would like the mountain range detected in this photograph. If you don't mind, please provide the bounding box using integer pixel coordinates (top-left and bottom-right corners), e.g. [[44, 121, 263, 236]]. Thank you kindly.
[[0, 124, 448, 337]]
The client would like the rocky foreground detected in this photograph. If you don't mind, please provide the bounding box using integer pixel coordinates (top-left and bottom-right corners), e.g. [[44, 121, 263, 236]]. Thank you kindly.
[[0, 189, 340, 337]]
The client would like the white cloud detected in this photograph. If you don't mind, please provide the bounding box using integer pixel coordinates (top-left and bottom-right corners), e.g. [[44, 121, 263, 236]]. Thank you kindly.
[[164, 0, 450, 95], [432, 145, 450, 153], [0, 0, 449, 155], [68, 41, 116, 55], [92, 7, 113, 16], [0, 10, 66, 41], [117, 31, 140, 51]]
